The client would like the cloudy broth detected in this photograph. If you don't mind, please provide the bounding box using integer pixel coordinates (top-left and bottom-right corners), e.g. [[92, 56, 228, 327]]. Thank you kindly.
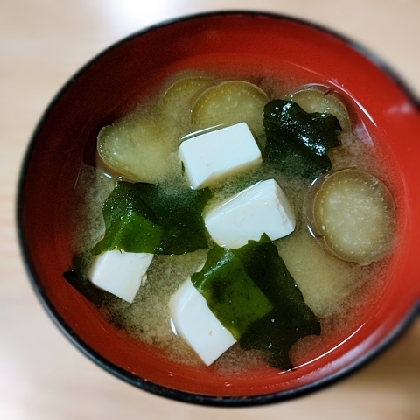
[[70, 68, 398, 372]]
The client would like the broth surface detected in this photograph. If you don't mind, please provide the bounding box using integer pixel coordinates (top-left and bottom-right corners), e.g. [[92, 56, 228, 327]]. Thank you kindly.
[[70, 70, 397, 371]]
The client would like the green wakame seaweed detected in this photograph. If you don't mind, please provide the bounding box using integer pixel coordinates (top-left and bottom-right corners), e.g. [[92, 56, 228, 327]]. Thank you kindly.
[[94, 181, 212, 255], [191, 245, 273, 340], [263, 99, 341, 178], [192, 236, 320, 369], [236, 237, 321, 369]]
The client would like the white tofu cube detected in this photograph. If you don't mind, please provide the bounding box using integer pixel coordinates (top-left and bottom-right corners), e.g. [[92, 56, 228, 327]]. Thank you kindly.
[[179, 122, 262, 189], [205, 178, 296, 249], [170, 278, 236, 366], [88, 250, 153, 303]]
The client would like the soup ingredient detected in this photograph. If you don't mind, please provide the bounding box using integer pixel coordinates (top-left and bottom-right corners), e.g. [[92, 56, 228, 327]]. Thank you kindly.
[[158, 75, 214, 126], [97, 75, 215, 184], [94, 181, 212, 256], [308, 169, 396, 264], [290, 86, 352, 136], [93, 182, 163, 255], [63, 253, 119, 308], [192, 244, 274, 340], [179, 122, 262, 189], [263, 99, 341, 178], [276, 230, 366, 318], [205, 178, 295, 249], [97, 115, 179, 184], [170, 278, 237, 366], [235, 237, 321, 369], [88, 250, 153, 303], [185, 236, 319, 369], [192, 80, 269, 136]]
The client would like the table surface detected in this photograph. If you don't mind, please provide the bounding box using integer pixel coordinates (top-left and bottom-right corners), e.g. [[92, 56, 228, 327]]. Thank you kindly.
[[1, 1, 419, 419]]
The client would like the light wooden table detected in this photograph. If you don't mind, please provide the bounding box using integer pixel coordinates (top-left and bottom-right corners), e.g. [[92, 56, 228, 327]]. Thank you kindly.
[[1, 1, 419, 419]]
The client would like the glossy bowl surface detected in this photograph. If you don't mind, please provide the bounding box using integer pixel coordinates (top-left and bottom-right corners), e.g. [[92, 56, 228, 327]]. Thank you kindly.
[[18, 11, 420, 406]]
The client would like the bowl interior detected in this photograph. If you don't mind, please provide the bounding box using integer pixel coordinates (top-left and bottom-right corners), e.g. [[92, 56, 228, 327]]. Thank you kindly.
[[19, 12, 420, 403]]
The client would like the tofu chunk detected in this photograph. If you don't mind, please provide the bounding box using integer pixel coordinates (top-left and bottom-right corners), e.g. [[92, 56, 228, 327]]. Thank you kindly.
[[205, 178, 296, 249], [170, 278, 236, 366], [88, 250, 153, 303], [179, 122, 262, 189]]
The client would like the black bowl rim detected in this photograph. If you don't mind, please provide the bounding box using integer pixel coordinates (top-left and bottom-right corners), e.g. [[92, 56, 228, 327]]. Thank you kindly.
[[16, 10, 420, 407]]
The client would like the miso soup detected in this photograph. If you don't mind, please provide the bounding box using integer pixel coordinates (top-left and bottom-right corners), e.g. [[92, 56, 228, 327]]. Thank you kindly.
[[64, 69, 398, 373]]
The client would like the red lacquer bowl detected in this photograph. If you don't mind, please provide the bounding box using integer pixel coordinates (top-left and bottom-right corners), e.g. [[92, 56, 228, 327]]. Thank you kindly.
[[17, 12, 420, 406]]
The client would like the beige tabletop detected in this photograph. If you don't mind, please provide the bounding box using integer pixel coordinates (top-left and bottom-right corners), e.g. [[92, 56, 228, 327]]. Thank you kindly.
[[1, 1, 419, 419]]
